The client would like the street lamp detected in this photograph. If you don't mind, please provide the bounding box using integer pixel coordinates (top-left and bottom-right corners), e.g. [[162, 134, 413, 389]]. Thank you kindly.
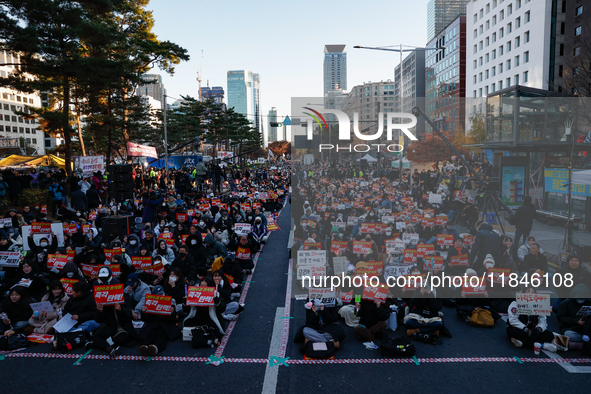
[[354, 44, 440, 183]]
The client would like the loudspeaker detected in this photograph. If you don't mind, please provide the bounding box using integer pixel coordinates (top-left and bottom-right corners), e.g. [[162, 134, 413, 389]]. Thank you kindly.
[[107, 164, 132, 174], [113, 173, 133, 183], [114, 191, 134, 201], [101, 216, 133, 243]]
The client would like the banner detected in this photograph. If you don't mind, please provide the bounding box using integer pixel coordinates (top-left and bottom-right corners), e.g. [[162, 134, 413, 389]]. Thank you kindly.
[[386, 239, 405, 255], [0, 251, 21, 267], [462, 277, 487, 295], [31, 222, 51, 233], [403, 249, 418, 264], [101, 264, 121, 278], [416, 243, 434, 258], [235, 223, 252, 236], [60, 278, 79, 295], [144, 294, 173, 315], [81, 264, 100, 279], [94, 284, 124, 305], [436, 234, 454, 246], [449, 253, 469, 267], [73, 156, 105, 177], [487, 268, 511, 285], [145, 261, 165, 276], [131, 256, 153, 270], [186, 286, 215, 306], [423, 256, 444, 272], [352, 240, 372, 254], [362, 284, 389, 303], [103, 248, 121, 261], [308, 288, 336, 307], [47, 254, 69, 270], [126, 142, 158, 158], [330, 240, 349, 254]]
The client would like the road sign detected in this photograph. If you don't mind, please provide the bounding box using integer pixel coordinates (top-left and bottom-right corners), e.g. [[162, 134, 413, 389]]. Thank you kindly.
[[283, 116, 291, 126]]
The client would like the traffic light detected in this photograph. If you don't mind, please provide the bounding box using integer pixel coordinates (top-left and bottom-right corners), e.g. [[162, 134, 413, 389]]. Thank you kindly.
[[270, 122, 282, 127]]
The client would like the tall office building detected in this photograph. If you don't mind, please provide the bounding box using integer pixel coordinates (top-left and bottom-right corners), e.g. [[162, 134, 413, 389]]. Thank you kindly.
[[138, 74, 166, 108], [323, 45, 347, 97], [267, 107, 278, 145], [559, 0, 590, 95], [200, 86, 225, 104], [227, 70, 260, 131], [425, 15, 466, 134], [394, 50, 426, 136], [427, 0, 470, 41]]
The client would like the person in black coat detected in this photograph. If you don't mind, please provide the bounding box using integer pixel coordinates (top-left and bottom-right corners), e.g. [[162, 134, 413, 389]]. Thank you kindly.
[[513, 195, 537, 247], [469, 222, 502, 268], [138, 285, 180, 356], [354, 298, 390, 342], [86, 185, 101, 210], [522, 243, 548, 274], [294, 302, 345, 347], [63, 282, 99, 332], [405, 286, 443, 341], [70, 186, 88, 212], [171, 244, 197, 285], [0, 287, 33, 334]]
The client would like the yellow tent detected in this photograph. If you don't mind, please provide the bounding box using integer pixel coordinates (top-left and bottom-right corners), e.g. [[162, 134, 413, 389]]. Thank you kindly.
[[0, 154, 67, 170]]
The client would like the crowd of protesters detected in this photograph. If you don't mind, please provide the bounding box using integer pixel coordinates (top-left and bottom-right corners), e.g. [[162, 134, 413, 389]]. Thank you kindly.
[[0, 158, 290, 357], [291, 157, 591, 356]]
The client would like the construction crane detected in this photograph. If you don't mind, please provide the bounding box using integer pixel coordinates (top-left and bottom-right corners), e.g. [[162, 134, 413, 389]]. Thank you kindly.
[[196, 50, 203, 101]]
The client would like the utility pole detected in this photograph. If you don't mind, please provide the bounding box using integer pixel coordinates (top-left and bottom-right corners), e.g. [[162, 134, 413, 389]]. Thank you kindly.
[[163, 95, 169, 187]]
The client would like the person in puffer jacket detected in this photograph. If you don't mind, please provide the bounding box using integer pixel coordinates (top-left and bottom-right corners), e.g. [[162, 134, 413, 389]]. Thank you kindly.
[[204, 233, 227, 265], [126, 233, 142, 257], [152, 239, 175, 263], [506, 286, 555, 350], [251, 217, 268, 245]]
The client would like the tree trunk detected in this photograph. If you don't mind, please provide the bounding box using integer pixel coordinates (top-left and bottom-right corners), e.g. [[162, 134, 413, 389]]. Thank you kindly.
[[75, 96, 86, 156], [62, 74, 72, 175], [106, 90, 113, 163]]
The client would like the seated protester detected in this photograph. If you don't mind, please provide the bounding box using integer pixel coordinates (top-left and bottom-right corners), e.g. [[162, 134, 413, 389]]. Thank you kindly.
[[444, 236, 470, 276], [251, 216, 268, 247], [7, 227, 23, 247], [85, 228, 102, 250], [517, 236, 541, 264], [1, 287, 33, 335], [455, 268, 491, 322], [63, 281, 99, 332], [141, 229, 156, 252], [439, 220, 459, 240], [125, 234, 142, 257], [220, 258, 244, 292], [204, 233, 227, 266], [185, 228, 208, 281], [59, 261, 86, 283], [171, 244, 197, 285], [231, 235, 257, 272], [88, 292, 138, 358], [557, 254, 591, 298], [253, 208, 267, 226], [125, 273, 151, 319], [556, 284, 591, 349], [0, 234, 13, 252], [11, 261, 48, 302], [212, 270, 245, 321], [418, 215, 437, 244], [161, 267, 188, 306], [152, 239, 176, 263], [522, 243, 548, 275], [469, 222, 502, 268], [506, 286, 556, 350], [28, 232, 59, 272], [294, 301, 345, 349], [404, 285, 443, 344], [182, 277, 227, 341], [138, 285, 180, 356], [353, 297, 389, 344], [22, 205, 36, 224], [499, 237, 519, 274], [459, 202, 478, 228], [28, 280, 69, 334], [173, 222, 188, 245], [110, 253, 132, 286], [94, 266, 120, 287]]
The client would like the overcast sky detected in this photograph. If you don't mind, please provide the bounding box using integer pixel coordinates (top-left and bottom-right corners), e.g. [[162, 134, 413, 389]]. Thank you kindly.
[[149, 0, 428, 127]]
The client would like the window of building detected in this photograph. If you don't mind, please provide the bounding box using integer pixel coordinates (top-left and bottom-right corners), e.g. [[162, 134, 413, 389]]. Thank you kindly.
[[480, 57, 483, 66], [19, 127, 24, 133], [473, 90, 477, 97], [492, 32, 497, 43], [492, 66, 496, 76], [474, 14, 478, 23], [507, 41, 512, 52], [479, 88, 483, 97], [473, 75, 477, 84], [524, 31, 530, 43], [486, 20, 490, 30], [559, 65, 563, 77], [508, 22, 512, 33], [16, 96, 21, 102], [506, 77, 511, 87], [493, 15, 497, 25], [493, 0, 497, 8], [515, 36, 520, 48], [492, 49, 497, 59], [486, 3, 490, 13], [474, 29, 478, 38], [574, 47, 581, 56], [575, 26, 582, 36], [486, 53, 490, 63], [480, 25, 483, 34], [473, 60, 478, 69], [559, 43, 564, 56], [485, 86, 489, 95], [11, 115, 16, 122], [2, 104, 7, 110], [576, 5, 583, 16], [499, 80, 503, 89], [480, 41, 483, 50], [486, 37, 490, 46], [523, 71, 528, 82], [561, 22, 566, 34], [507, 59, 511, 70], [524, 51, 529, 62], [500, 45, 504, 55], [514, 75, 519, 85], [492, 83, 496, 92], [486, 69, 489, 79], [32, 139, 37, 144], [25, 128, 30, 134], [500, 10, 504, 20], [516, 0, 521, 9], [474, 45, 478, 54], [516, 17, 521, 28], [525, 11, 530, 23], [515, 55, 520, 66], [500, 27, 504, 38], [480, 9, 484, 18], [500, 63, 504, 73], [479, 72, 483, 81]]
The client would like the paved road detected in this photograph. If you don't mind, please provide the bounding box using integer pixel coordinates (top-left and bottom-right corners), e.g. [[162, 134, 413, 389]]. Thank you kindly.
[[2, 202, 590, 394]]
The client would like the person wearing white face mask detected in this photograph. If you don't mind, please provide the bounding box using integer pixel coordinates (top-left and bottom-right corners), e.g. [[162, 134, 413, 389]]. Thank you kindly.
[[556, 284, 591, 349], [27, 231, 58, 269], [125, 233, 142, 257]]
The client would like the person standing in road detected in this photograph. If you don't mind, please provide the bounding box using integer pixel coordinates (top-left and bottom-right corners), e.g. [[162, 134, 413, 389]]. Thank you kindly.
[[512, 195, 537, 247]]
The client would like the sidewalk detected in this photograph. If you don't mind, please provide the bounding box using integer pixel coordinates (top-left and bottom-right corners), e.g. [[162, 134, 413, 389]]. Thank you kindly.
[[455, 217, 591, 269]]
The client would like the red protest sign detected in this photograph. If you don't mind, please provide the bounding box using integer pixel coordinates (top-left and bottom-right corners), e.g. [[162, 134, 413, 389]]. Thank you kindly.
[[365, 261, 384, 276], [253, 202, 262, 210], [144, 294, 173, 315], [436, 234, 454, 246], [421, 217, 435, 227], [103, 248, 121, 261], [82, 224, 91, 234], [31, 222, 51, 233], [187, 209, 195, 217], [159, 232, 173, 239], [352, 240, 372, 254], [240, 203, 250, 211], [435, 216, 448, 227], [331, 241, 349, 254], [81, 264, 99, 279], [60, 278, 78, 295], [487, 268, 511, 284], [186, 286, 215, 306], [47, 254, 68, 270], [362, 283, 389, 303], [63, 223, 77, 234], [41, 205, 47, 214], [423, 256, 444, 271], [211, 199, 221, 207], [423, 209, 435, 216], [449, 253, 470, 267], [360, 223, 375, 234], [66, 250, 76, 262], [416, 243, 434, 258], [403, 249, 418, 264], [463, 235, 475, 248], [176, 213, 188, 222], [131, 256, 152, 270], [94, 284, 124, 305], [302, 242, 322, 250], [198, 203, 211, 211], [101, 264, 121, 278], [88, 211, 97, 220], [411, 214, 422, 223], [462, 277, 487, 295], [401, 197, 413, 205], [402, 274, 426, 290], [145, 261, 165, 276]]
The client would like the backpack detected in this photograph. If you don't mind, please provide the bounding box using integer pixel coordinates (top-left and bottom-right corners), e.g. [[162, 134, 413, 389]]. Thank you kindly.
[[300, 340, 336, 360], [381, 336, 416, 358], [52, 331, 89, 351], [191, 326, 217, 348], [469, 307, 495, 327]]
